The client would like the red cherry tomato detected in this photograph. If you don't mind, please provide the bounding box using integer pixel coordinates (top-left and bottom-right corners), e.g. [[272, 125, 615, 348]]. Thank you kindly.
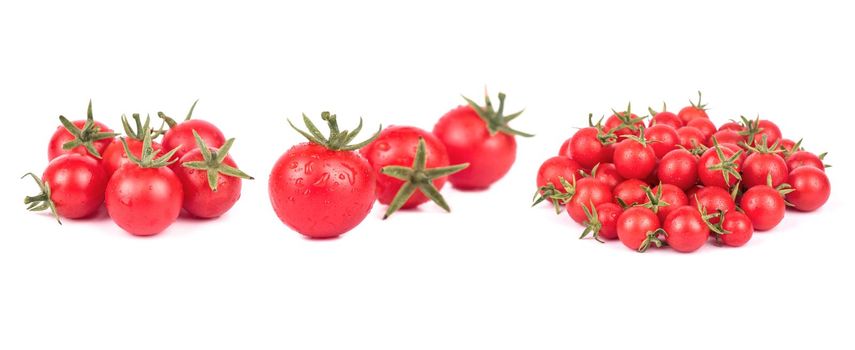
[[565, 178, 613, 224], [613, 179, 648, 206], [613, 138, 656, 180], [663, 206, 710, 253], [24, 154, 108, 221], [786, 151, 826, 172], [718, 122, 743, 132], [710, 129, 743, 146], [786, 167, 830, 212], [158, 102, 226, 161], [106, 164, 183, 236], [48, 102, 116, 160], [676, 126, 706, 149], [102, 138, 163, 177], [686, 118, 716, 145], [645, 124, 679, 159], [718, 211, 754, 247], [690, 186, 736, 224], [174, 138, 252, 219], [617, 207, 663, 252], [587, 163, 623, 190], [657, 149, 698, 191], [649, 110, 683, 130], [604, 110, 645, 138], [677, 92, 709, 124], [741, 152, 788, 188], [647, 184, 689, 223], [740, 185, 786, 231], [579, 202, 623, 241], [698, 144, 742, 189], [567, 127, 614, 169]]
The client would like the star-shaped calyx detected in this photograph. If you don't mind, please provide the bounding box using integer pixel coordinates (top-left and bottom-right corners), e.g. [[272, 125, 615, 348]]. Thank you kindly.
[[463, 91, 533, 137], [181, 131, 254, 191], [58, 100, 119, 158], [380, 138, 469, 219]]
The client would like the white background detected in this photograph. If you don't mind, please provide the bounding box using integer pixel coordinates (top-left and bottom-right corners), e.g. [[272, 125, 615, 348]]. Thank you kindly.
[[2, 1, 853, 349]]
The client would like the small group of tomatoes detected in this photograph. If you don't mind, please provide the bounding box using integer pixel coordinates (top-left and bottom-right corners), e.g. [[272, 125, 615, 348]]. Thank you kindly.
[[24, 101, 253, 236], [538, 92, 831, 253], [269, 92, 532, 239]]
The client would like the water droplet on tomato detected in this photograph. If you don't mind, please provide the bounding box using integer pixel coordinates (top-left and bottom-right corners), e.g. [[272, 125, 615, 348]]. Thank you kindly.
[[377, 142, 390, 151], [313, 173, 330, 186], [295, 178, 304, 186], [290, 161, 299, 169], [304, 161, 314, 175]]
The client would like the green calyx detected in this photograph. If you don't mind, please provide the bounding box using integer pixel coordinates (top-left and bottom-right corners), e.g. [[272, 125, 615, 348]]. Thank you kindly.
[[157, 99, 198, 129], [781, 138, 804, 158], [766, 173, 796, 206], [697, 200, 728, 236], [182, 130, 254, 191], [689, 91, 708, 111], [640, 184, 670, 214], [463, 92, 533, 137], [58, 100, 119, 159], [22, 173, 61, 225], [741, 135, 781, 155], [680, 141, 708, 157], [381, 137, 469, 219], [620, 126, 652, 146], [737, 115, 766, 145], [289, 112, 381, 151], [579, 201, 605, 243], [610, 102, 648, 133], [121, 113, 166, 140], [121, 128, 180, 169], [648, 102, 669, 117], [587, 114, 617, 145], [707, 138, 743, 185], [638, 228, 668, 253], [532, 182, 566, 214]]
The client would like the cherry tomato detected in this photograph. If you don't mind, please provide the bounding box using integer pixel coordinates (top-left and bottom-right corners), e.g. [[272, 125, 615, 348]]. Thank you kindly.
[[269, 113, 379, 238], [677, 92, 709, 124], [740, 185, 786, 231], [647, 184, 689, 223], [663, 206, 710, 253], [433, 93, 531, 190], [786, 151, 827, 172], [710, 129, 743, 146], [648, 108, 683, 130], [587, 163, 623, 190], [741, 117, 781, 147], [23, 154, 108, 222], [677, 126, 706, 149], [690, 186, 736, 224], [617, 207, 664, 252], [158, 101, 226, 161], [565, 178, 613, 224], [718, 211, 754, 247], [174, 135, 253, 219], [742, 152, 788, 188], [613, 179, 648, 206], [579, 202, 623, 241], [786, 167, 830, 212], [687, 118, 716, 145], [698, 143, 742, 189], [48, 101, 116, 160], [604, 106, 645, 138], [103, 138, 163, 177], [567, 127, 614, 169], [657, 149, 698, 191], [718, 122, 743, 132], [613, 137, 656, 180], [645, 124, 679, 159]]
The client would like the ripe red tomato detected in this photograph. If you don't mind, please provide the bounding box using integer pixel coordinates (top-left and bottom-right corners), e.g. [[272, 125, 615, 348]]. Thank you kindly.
[[698, 143, 742, 189], [646, 184, 689, 223], [740, 116, 781, 147], [718, 122, 743, 132], [617, 207, 664, 252], [565, 178, 613, 224], [23, 154, 108, 222], [613, 179, 648, 206], [48, 101, 116, 160], [586, 163, 623, 190], [657, 149, 698, 191], [106, 135, 184, 236], [663, 206, 710, 253], [613, 136, 656, 180], [786, 167, 830, 212], [362, 126, 452, 209], [786, 151, 827, 172], [567, 127, 614, 169], [718, 211, 754, 247], [579, 202, 623, 241], [648, 106, 683, 130], [158, 101, 226, 161], [778, 138, 798, 154], [174, 134, 253, 219], [710, 129, 743, 146], [690, 186, 736, 223], [676, 126, 706, 149], [686, 118, 716, 145], [740, 185, 786, 231], [604, 105, 645, 138], [433, 93, 531, 190], [644, 124, 679, 159], [102, 114, 164, 177], [741, 152, 788, 188], [534, 156, 583, 194], [677, 92, 709, 124]]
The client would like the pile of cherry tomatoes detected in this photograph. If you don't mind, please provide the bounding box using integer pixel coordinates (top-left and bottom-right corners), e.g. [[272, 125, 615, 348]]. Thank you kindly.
[[536, 92, 831, 252], [24, 101, 253, 236], [268, 92, 532, 238]]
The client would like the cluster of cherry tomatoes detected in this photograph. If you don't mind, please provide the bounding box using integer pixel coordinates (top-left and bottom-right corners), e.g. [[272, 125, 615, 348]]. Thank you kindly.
[[536, 92, 831, 253], [24, 101, 253, 236], [268, 92, 531, 238]]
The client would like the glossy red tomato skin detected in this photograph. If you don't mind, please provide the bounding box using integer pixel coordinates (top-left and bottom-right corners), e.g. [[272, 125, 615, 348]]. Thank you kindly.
[[613, 139, 656, 179], [162, 119, 226, 161], [657, 149, 698, 191], [613, 179, 648, 206], [594, 202, 623, 240], [748, 120, 782, 147], [48, 120, 115, 161], [742, 153, 788, 188], [686, 118, 716, 145], [604, 113, 644, 138], [105, 164, 183, 236], [690, 186, 736, 224], [698, 146, 741, 189], [535, 156, 583, 193], [102, 138, 163, 177], [649, 184, 689, 223], [565, 178, 613, 224], [718, 122, 743, 132], [42, 154, 108, 219], [269, 143, 376, 238], [719, 211, 754, 247], [720, 143, 747, 166], [740, 186, 786, 231], [663, 206, 710, 253], [567, 127, 611, 169], [617, 207, 661, 251], [710, 129, 743, 146], [590, 163, 623, 190], [786, 167, 830, 212], [778, 139, 797, 153], [174, 149, 244, 219], [677, 106, 709, 124], [558, 138, 572, 158], [676, 126, 706, 149], [649, 111, 683, 130], [433, 106, 517, 190], [786, 151, 825, 172], [361, 126, 450, 208], [645, 124, 679, 159]]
